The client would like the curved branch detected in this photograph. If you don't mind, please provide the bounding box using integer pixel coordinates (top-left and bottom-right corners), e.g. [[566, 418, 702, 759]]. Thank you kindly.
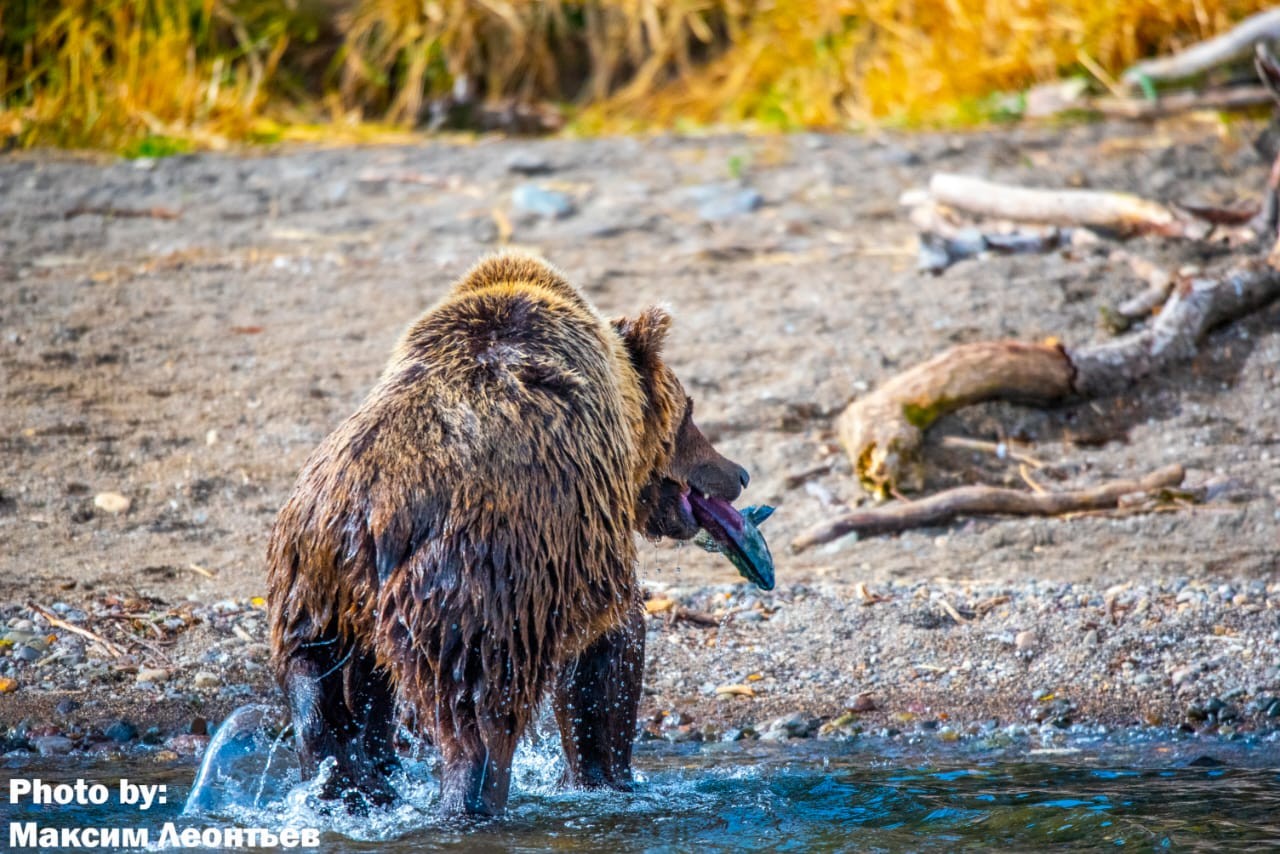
[[791, 465, 1185, 552], [1121, 9, 1280, 88]]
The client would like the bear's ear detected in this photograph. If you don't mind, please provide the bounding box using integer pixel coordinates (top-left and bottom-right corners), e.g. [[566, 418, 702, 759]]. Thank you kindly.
[[612, 306, 672, 367]]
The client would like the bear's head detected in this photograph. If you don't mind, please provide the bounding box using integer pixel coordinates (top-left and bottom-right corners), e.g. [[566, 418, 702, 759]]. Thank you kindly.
[[612, 308, 750, 543]]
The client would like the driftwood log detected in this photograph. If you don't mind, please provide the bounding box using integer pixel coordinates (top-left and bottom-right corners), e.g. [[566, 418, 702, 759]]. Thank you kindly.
[[839, 260, 1280, 498], [928, 174, 1214, 239], [791, 465, 1185, 552]]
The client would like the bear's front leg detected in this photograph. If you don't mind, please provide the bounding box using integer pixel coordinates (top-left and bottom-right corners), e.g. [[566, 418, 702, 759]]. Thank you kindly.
[[553, 602, 646, 790]]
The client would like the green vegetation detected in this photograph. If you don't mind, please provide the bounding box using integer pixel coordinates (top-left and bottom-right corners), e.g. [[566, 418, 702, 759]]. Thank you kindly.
[[1, 0, 1272, 152]]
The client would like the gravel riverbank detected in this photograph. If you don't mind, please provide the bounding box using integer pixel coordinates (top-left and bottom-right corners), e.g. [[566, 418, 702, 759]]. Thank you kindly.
[[2, 120, 1277, 755]]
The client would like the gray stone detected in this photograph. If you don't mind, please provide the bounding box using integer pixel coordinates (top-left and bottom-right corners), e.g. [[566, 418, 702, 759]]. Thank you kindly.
[[506, 151, 554, 175], [512, 183, 575, 219], [698, 187, 763, 221], [33, 735, 74, 756]]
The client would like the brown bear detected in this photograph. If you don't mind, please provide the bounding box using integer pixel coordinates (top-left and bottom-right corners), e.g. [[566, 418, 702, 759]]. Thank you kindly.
[[266, 252, 761, 816]]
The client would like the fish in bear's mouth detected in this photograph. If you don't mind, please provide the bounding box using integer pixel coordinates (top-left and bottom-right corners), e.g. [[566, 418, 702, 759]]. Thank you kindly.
[[681, 488, 775, 591]]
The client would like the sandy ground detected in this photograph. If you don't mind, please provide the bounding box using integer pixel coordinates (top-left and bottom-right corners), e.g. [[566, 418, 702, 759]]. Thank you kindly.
[[1, 120, 1278, 754]]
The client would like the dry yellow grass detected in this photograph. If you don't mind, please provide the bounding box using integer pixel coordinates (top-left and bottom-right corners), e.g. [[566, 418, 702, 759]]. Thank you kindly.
[[592, 0, 1277, 129], [0, 0, 1273, 152], [1, 0, 294, 152]]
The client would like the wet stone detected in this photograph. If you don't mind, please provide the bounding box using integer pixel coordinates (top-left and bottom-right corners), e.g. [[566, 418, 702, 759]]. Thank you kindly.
[[55, 699, 80, 716], [761, 712, 815, 740], [33, 735, 74, 756], [104, 720, 138, 742]]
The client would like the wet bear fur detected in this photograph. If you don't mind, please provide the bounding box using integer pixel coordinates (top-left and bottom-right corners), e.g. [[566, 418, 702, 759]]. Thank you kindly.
[[266, 252, 747, 815]]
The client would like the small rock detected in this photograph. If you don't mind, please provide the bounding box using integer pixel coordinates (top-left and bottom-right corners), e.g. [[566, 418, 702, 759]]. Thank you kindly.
[[1083, 629, 1100, 647], [511, 183, 575, 219], [192, 671, 220, 690], [876, 145, 922, 166], [55, 699, 79, 715], [698, 187, 763, 222], [847, 693, 877, 713], [917, 235, 952, 274], [135, 667, 169, 685], [33, 735, 74, 756], [1015, 630, 1037, 653], [721, 727, 756, 742], [818, 712, 861, 739], [189, 717, 209, 736], [165, 733, 211, 757], [0, 677, 16, 693], [104, 720, 138, 743], [505, 151, 553, 175], [93, 492, 131, 514], [761, 712, 815, 740], [15, 644, 44, 662], [1188, 755, 1226, 768]]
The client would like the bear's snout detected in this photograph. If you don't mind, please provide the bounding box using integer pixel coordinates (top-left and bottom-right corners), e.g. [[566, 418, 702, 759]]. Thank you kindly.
[[688, 460, 749, 502]]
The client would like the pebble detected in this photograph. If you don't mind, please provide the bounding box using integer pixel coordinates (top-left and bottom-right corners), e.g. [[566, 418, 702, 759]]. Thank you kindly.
[[761, 712, 814, 740], [135, 667, 169, 685], [55, 699, 79, 715], [1170, 664, 1200, 687], [33, 735, 74, 756], [505, 151, 553, 175], [697, 187, 763, 221], [0, 677, 16, 693], [1014, 630, 1037, 653], [15, 644, 44, 662], [104, 720, 138, 742], [164, 733, 210, 757], [93, 492, 132, 514], [511, 183, 575, 219], [192, 671, 221, 689], [848, 693, 877, 713], [917, 235, 952, 274]]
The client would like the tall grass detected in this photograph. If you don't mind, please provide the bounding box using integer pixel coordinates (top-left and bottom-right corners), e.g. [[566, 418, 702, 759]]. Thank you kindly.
[[1, 0, 299, 151], [0, 0, 1273, 151]]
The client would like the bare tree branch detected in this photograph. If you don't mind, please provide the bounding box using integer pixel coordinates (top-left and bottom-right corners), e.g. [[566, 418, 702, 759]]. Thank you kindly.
[[791, 466, 1185, 552], [1121, 9, 1280, 87]]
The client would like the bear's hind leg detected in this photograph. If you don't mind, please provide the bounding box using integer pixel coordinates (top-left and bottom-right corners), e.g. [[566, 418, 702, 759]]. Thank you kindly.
[[553, 602, 645, 790], [284, 640, 399, 810]]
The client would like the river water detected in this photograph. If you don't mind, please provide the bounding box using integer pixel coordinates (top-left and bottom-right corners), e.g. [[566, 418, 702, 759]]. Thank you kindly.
[[3, 723, 1279, 851]]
